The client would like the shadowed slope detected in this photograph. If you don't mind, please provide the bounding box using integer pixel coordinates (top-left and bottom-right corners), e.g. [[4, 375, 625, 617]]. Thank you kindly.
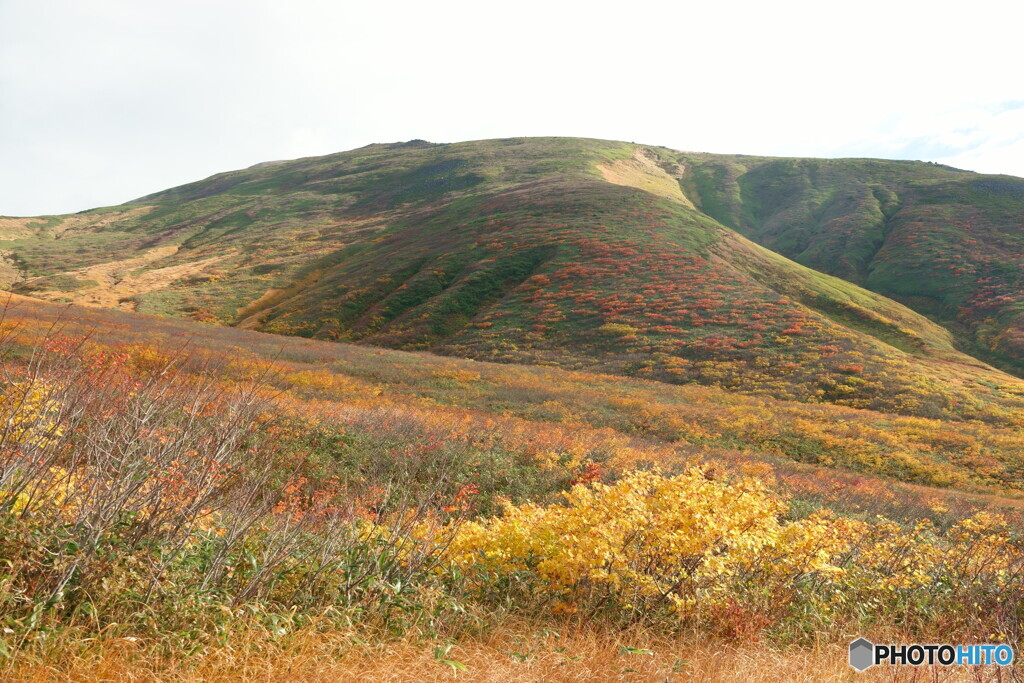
[[677, 153, 1024, 374]]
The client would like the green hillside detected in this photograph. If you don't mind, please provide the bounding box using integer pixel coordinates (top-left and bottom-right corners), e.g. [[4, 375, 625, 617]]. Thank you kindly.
[[677, 152, 1024, 374], [2, 138, 1023, 424]]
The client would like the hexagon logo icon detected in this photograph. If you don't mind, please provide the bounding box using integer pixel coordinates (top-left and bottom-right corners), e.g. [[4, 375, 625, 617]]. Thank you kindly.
[[849, 638, 875, 672]]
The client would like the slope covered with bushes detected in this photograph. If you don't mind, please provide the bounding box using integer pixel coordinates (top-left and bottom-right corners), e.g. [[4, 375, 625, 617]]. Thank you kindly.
[[3, 139, 1024, 426], [0, 297, 1022, 677], [680, 152, 1024, 373]]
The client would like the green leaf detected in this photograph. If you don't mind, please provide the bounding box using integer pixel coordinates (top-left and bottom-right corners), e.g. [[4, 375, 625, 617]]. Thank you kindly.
[[440, 659, 468, 672]]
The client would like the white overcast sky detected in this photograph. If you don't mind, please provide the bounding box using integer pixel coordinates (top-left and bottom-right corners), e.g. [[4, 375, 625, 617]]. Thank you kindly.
[[1, 0, 1022, 216]]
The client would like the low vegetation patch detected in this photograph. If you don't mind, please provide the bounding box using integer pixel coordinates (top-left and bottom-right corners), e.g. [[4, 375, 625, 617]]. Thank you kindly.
[[0, 309, 1021, 677]]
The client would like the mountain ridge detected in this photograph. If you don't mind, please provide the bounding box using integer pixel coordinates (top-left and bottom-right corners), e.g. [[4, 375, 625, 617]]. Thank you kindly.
[[2, 137, 1023, 425]]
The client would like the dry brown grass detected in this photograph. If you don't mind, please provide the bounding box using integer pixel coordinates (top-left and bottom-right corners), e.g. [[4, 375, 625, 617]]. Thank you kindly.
[[6, 623, 1016, 682], [19, 245, 233, 310], [597, 148, 696, 209], [0, 207, 154, 241]]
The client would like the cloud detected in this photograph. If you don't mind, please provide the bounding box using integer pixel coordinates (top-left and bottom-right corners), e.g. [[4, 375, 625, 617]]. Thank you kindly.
[[824, 101, 1024, 176], [935, 104, 1024, 175], [1, 0, 1021, 215]]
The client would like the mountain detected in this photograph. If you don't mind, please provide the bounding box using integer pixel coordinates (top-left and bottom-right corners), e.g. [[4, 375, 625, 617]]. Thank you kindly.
[[2, 138, 1023, 425], [680, 153, 1024, 374]]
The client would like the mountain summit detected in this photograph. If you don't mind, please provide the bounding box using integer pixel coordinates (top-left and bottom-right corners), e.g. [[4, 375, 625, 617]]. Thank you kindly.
[[3, 138, 1023, 423]]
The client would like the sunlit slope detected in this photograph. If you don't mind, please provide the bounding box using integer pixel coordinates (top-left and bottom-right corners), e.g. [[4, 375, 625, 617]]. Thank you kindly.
[[675, 152, 1024, 374], [4, 293, 1024, 494], [2, 138, 1023, 422]]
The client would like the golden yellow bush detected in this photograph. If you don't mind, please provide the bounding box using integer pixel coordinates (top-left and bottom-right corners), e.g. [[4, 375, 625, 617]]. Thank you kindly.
[[0, 379, 65, 444], [449, 468, 851, 614]]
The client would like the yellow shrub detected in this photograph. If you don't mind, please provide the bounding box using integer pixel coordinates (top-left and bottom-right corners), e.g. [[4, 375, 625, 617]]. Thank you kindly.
[[0, 379, 65, 444], [597, 323, 638, 338], [449, 468, 841, 613]]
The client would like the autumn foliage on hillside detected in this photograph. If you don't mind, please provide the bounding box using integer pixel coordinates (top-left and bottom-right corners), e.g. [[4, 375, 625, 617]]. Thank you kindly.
[[685, 154, 1024, 375], [8, 139, 1024, 432], [1, 298, 1023, 678]]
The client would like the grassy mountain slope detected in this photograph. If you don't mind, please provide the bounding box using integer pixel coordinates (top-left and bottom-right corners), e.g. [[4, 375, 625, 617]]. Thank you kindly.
[[677, 152, 1024, 374], [4, 140, 1024, 676], [5, 291, 1024, 678], [6, 292, 1024, 495], [2, 138, 1023, 425]]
